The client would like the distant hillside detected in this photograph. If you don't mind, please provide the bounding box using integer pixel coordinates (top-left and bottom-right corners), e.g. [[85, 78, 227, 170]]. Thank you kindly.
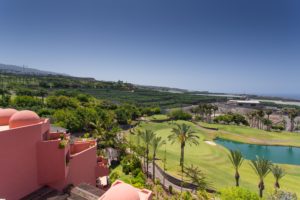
[[135, 84, 190, 93], [0, 63, 68, 76]]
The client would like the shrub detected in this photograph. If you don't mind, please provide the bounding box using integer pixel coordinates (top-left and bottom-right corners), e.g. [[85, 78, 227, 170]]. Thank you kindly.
[[122, 165, 130, 175], [109, 172, 120, 183], [60, 133, 65, 140], [132, 168, 142, 177], [121, 154, 141, 174], [267, 190, 297, 200], [131, 171, 146, 188], [197, 190, 210, 200], [58, 140, 68, 149], [181, 191, 193, 200], [195, 115, 203, 121], [214, 113, 249, 126], [11, 95, 43, 109], [154, 178, 161, 185], [272, 125, 285, 131], [169, 185, 173, 194], [130, 156, 142, 171], [220, 187, 260, 200], [168, 109, 192, 120]]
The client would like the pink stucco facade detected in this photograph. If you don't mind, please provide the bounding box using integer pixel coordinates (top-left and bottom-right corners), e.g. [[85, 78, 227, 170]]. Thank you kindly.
[[0, 109, 109, 200]]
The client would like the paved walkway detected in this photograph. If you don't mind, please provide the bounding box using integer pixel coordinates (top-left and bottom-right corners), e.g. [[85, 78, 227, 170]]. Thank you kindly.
[[147, 163, 192, 192]]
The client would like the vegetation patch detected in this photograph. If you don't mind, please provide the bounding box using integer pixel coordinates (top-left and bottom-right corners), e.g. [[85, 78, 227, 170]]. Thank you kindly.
[[128, 121, 300, 197]]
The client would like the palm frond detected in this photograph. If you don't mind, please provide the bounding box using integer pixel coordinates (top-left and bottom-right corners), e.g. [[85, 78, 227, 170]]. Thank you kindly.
[[228, 150, 244, 170], [271, 165, 285, 180], [250, 156, 272, 179]]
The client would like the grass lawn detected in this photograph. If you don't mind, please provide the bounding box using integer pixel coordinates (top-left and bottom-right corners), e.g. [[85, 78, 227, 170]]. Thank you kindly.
[[199, 122, 300, 147], [144, 114, 170, 121], [128, 121, 300, 196], [110, 165, 133, 184]]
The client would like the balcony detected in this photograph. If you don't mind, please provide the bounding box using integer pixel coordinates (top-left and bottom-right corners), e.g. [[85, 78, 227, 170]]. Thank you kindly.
[[70, 139, 96, 155], [48, 132, 70, 140]]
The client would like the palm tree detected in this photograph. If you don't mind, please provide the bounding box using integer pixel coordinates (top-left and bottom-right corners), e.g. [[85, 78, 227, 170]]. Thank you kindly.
[[263, 118, 273, 131], [136, 130, 146, 168], [266, 110, 273, 120], [162, 142, 167, 186], [212, 105, 218, 118], [183, 164, 209, 193], [228, 150, 244, 187], [271, 165, 285, 189], [285, 108, 298, 132], [90, 120, 104, 139], [257, 110, 265, 129], [90, 120, 116, 148], [151, 136, 166, 181], [140, 129, 155, 178], [250, 156, 272, 198], [168, 123, 199, 192]]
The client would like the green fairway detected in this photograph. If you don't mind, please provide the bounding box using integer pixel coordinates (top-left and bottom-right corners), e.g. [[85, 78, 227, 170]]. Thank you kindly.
[[128, 121, 300, 196], [199, 122, 300, 147]]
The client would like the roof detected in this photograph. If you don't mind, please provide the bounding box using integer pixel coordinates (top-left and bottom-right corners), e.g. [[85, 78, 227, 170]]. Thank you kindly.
[[69, 183, 106, 200], [100, 181, 140, 200], [229, 100, 260, 104], [99, 180, 152, 200], [9, 110, 41, 128], [0, 108, 18, 125]]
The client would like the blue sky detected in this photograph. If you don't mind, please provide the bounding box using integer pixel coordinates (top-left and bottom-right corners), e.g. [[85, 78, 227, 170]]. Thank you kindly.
[[0, 0, 299, 95]]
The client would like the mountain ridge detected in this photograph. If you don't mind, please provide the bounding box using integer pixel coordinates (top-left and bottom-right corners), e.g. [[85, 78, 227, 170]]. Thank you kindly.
[[0, 63, 69, 76]]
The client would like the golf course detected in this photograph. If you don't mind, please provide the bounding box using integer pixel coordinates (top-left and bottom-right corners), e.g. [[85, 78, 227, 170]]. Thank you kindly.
[[128, 119, 300, 196]]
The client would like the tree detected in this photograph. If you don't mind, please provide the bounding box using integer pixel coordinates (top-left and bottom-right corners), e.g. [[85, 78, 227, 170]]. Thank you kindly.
[[162, 142, 167, 186], [271, 165, 285, 189], [212, 105, 218, 118], [90, 119, 104, 140], [151, 136, 165, 181], [135, 130, 147, 171], [285, 108, 298, 132], [263, 118, 273, 131], [0, 88, 10, 107], [95, 108, 115, 130], [75, 107, 98, 131], [266, 109, 273, 120], [46, 95, 79, 109], [256, 110, 265, 129], [228, 150, 244, 187], [250, 156, 272, 198], [214, 113, 249, 126], [11, 95, 43, 110], [115, 107, 131, 125], [139, 129, 155, 178], [168, 109, 192, 121], [168, 123, 199, 192], [36, 89, 48, 103], [53, 109, 81, 132], [183, 164, 209, 192]]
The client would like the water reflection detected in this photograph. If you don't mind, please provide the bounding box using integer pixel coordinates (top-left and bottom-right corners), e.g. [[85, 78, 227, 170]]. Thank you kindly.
[[215, 138, 300, 165]]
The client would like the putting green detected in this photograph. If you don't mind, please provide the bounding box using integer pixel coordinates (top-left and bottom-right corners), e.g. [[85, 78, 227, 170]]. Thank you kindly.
[[128, 121, 300, 196]]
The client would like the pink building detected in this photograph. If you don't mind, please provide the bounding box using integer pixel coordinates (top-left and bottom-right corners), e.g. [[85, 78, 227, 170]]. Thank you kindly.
[[0, 108, 109, 200], [99, 180, 152, 200]]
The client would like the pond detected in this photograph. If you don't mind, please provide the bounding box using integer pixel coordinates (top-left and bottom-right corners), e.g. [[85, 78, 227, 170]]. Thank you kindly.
[[215, 138, 300, 165]]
